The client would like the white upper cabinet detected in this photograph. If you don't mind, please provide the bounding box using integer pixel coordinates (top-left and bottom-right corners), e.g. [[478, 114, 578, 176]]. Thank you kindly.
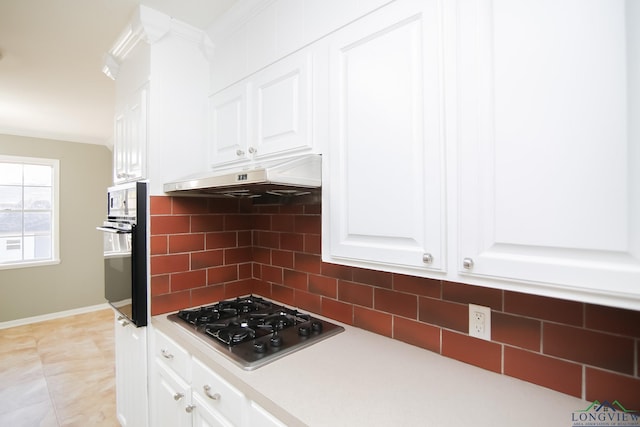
[[322, 0, 446, 272], [456, 0, 640, 308], [208, 50, 315, 167], [114, 83, 149, 183]]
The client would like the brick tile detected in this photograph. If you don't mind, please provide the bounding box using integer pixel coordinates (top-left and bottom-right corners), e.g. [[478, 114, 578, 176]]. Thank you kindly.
[[271, 284, 295, 306], [294, 290, 322, 314], [150, 196, 171, 215], [225, 247, 252, 264], [585, 304, 640, 339], [504, 347, 582, 397], [544, 323, 635, 375], [252, 214, 271, 231], [280, 233, 304, 251], [322, 262, 353, 281], [374, 288, 417, 319], [442, 330, 501, 373], [586, 368, 640, 409], [191, 250, 223, 270], [272, 249, 294, 269], [191, 214, 224, 232], [191, 285, 226, 307], [207, 265, 238, 285], [283, 269, 308, 291], [254, 230, 279, 248], [354, 307, 392, 337], [492, 312, 541, 351], [353, 268, 392, 289], [322, 299, 353, 325], [393, 274, 441, 298], [253, 247, 271, 265], [151, 254, 189, 275], [272, 214, 295, 232], [253, 280, 272, 298], [338, 280, 373, 308], [171, 270, 206, 292], [295, 215, 321, 234], [238, 263, 252, 279], [150, 235, 168, 255], [238, 230, 252, 246], [206, 231, 237, 249], [225, 279, 255, 298], [253, 263, 262, 280], [294, 253, 321, 274], [443, 281, 502, 311], [393, 317, 440, 353], [151, 215, 190, 235], [304, 234, 321, 255], [169, 234, 204, 254], [262, 265, 283, 284], [504, 292, 583, 326], [172, 197, 208, 214], [304, 203, 321, 215], [150, 275, 170, 296], [225, 214, 252, 230], [151, 292, 191, 315], [418, 297, 468, 333], [308, 274, 337, 299], [280, 204, 304, 214], [208, 198, 241, 214]]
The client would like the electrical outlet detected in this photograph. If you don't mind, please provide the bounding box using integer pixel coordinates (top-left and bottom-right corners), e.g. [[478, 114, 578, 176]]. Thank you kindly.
[[469, 304, 491, 341]]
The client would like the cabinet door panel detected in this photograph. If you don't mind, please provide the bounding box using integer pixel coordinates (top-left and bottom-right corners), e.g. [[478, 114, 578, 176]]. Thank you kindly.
[[153, 362, 191, 427], [325, 0, 445, 271], [251, 51, 312, 158], [457, 0, 640, 307], [209, 84, 248, 166]]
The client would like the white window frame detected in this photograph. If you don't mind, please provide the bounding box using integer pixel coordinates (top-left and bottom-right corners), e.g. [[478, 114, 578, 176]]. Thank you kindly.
[[0, 155, 60, 269]]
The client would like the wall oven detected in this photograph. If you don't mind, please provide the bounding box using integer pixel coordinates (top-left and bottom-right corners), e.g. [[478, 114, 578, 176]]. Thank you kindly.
[[97, 182, 148, 327]]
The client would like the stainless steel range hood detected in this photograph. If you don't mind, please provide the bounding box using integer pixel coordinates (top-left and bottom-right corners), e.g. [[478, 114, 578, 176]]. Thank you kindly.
[[163, 154, 321, 200]]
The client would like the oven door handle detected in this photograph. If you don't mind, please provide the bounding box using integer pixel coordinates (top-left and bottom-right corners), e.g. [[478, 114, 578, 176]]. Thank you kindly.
[[96, 226, 132, 234]]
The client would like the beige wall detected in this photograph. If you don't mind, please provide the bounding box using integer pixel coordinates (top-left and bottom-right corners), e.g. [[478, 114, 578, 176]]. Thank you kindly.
[[0, 134, 112, 322]]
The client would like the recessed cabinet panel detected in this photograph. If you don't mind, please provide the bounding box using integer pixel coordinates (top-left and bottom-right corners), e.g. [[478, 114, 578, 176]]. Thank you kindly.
[[325, 0, 445, 271], [457, 0, 640, 306], [114, 84, 148, 183], [209, 85, 248, 166], [252, 52, 312, 158]]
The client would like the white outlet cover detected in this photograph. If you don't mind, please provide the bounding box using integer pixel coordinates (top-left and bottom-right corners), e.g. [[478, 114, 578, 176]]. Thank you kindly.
[[469, 304, 491, 341]]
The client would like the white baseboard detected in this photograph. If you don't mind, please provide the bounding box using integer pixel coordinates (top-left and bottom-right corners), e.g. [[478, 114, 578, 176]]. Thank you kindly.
[[0, 303, 112, 330]]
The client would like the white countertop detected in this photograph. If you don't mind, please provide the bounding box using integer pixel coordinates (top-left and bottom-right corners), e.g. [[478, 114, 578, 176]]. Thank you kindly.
[[152, 312, 585, 427]]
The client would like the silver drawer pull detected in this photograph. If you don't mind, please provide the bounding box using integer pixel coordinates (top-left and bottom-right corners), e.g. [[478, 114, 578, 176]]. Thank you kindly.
[[173, 392, 184, 401], [185, 404, 195, 413], [203, 385, 220, 401], [160, 348, 174, 359]]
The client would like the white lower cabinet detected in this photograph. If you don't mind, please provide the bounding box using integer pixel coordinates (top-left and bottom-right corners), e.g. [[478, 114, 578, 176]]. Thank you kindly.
[[151, 329, 286, 427], [114, 313, 148, 427]]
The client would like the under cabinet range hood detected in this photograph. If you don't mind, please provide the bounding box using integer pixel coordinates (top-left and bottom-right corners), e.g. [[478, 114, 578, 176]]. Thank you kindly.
[[163, 154, 321, 201]]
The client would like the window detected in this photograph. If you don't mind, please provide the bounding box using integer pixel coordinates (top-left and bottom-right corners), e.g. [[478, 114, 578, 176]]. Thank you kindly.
[[0, 155, 59, 268]]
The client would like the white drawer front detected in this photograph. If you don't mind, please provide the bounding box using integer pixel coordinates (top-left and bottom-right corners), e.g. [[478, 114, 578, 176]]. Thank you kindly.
[[154, 329, 191, 381]]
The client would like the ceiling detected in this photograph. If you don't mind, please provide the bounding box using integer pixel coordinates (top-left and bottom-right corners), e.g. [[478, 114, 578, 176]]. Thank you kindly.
[[0, 0, 236, 147]]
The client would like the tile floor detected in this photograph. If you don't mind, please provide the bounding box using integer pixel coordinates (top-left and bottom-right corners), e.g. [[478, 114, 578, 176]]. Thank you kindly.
[[0, 309, 119, 426]]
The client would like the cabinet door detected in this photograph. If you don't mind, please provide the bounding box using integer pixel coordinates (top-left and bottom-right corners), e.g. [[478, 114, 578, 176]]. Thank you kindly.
[[323, 0, 445, 271], [153, 362, 191, 427], [457, 0, 640, 307], [250, 50, 313, 159], [114, 314, 148, 427], [209, 83, 249, 166], [191, 392, 235, 427], [113, 84, 148, 183]]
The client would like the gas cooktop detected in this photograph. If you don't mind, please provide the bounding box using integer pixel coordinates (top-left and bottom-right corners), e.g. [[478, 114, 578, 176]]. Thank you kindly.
[[167, 295, 344, 370]]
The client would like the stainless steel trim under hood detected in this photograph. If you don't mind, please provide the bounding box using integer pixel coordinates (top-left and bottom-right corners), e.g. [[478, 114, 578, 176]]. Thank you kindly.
[[163, 154, 321, 199]]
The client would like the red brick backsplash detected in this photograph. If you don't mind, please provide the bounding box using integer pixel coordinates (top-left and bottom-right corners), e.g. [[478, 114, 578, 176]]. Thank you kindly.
[[150, 196, 640, 407]]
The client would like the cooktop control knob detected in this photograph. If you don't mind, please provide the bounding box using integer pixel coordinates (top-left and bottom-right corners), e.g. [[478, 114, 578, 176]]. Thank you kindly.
[[270, 335, 283, 347], [253, 341, 267, 353], [311, 321, 323, 333], [298, 326, 310, 337]]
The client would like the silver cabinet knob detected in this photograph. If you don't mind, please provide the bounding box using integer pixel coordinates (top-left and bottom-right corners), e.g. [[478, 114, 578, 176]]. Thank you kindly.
[[117, 316, 129, 327], [173, 392, 184, 401], [463, 258, 474, 269], [160, 349, 174, 359], [422, 253, 433, 264], [236, 149, 245, 156], [203, 385, 221, 400], [248, 146, 257, 154], [185, 404, 195, 413]]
